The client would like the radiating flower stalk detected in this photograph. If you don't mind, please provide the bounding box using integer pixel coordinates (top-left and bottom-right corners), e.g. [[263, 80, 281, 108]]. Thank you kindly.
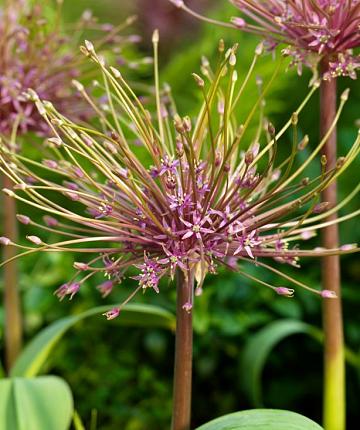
[[169, 1, 360, 428], [0, 33, 359, 428], [0, 0, 140, 370]]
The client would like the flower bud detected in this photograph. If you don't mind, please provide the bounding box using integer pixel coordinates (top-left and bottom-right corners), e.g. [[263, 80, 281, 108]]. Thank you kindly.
[[298, 135, 309, 150], [0, 236, 11, 245], [275, 287, 295, 297], [174, 114, 184, 133], [27, 235, 42, 245], [74, 262, 89, 271], [313, 202, 330, 213], [268, 122, 276, 137], [3, 188, 15, 197], [321, 290, 337, 299], [84, 40, 95, 53], [72, 80, 84, 92], [192, 73, 204, 87], [231, 17, 246, 28], [17, 214, 31, 225], [169, 0, 184, 8]]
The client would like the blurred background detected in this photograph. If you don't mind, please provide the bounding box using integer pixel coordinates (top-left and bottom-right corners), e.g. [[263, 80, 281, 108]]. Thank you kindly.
[[1, 0, 359, 429]]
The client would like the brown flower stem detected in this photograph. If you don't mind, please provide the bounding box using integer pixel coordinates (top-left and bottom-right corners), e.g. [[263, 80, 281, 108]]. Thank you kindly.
[[171, 269, 193, 430], [2, 173, 23, 371], [320, 59, 345, 430]]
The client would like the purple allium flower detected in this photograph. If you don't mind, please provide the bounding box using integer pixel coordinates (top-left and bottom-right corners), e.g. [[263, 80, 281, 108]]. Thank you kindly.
[[0, 3, 137, 137], [229, 0, 360, 79], [1, 37, 359, 317]]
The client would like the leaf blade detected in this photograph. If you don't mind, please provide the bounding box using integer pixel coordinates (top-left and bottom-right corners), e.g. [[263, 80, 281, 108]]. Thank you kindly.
[[11, 303, 175, 377], [0, 376, 73, 430], [195, 409, 323, 430], [240, 320, 320, 406]]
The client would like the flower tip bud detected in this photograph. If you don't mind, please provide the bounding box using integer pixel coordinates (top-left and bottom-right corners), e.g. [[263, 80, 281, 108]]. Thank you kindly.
[[0, 236, 11, 246], [35, 101, 46, 116], [218, 39, 225, 53], [110, 66, 122, 78], [268, 122, 276, 136], [336, 157, 346, 168], [321, 290, 337, 299], [152, 29, 159, 44], [301, 177, 310, 186], [47, 137, 63, 147], [3, 188, 15, 197], [298, 135, 309, 150], [126, 15, 137, 25], [26, 235, 42, 245], [341, 88, 350, 102], [275, 287, 295, 297], [245, 150, 254, 165], [231, 16, 246, 28], [170, 0, 184, 8], [74, 262, 89, 271], [72, 80, 84, 92], [84, 40, 95, 53], [16, 214, 31, 225], [255, 42, 264, 56], [192, 73, 204, 87], [313, 202, 330, 214], [43, 216, 58, 227], [291, 112, 298, 125], [26, 88, 40, 102], [340, 243, 357, 251], [174, 114, 184, 133]]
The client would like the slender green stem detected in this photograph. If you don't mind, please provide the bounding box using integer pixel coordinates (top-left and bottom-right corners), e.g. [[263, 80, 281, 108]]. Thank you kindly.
[[171, 269, 193, 430], [2, 173, 23, 371], [320, 59, 345, 430]]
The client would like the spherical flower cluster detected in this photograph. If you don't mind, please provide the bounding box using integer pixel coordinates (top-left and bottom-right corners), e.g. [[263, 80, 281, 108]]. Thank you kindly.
[[0, 2, 139, 137], [229, 0, 360, 79], [1, 37, 359, 318]]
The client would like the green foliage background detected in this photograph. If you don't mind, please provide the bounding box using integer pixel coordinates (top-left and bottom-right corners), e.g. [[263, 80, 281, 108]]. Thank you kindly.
[[0, 1, 359, 429]]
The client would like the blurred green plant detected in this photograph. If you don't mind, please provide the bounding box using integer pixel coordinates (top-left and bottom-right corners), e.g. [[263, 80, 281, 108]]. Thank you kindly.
[[0, 375, 73, 430]]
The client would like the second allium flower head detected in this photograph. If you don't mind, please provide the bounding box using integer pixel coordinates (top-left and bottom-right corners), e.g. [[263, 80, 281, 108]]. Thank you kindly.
[[230, 0, 360, 78], [1, 34, 359, 318], [0, 1, 139, 137]]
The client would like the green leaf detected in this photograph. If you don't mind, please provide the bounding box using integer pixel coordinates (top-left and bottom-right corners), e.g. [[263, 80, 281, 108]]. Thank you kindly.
[[240, 320, 321, 406], [0, 376, 73, 430], [11, 304, 175, 377], [72, 411, 86, 430], [195, 409, 323, 430]]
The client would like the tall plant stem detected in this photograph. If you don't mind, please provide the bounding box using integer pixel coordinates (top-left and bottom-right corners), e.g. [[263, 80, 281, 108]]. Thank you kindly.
[[171, 269, 193, 430], [2, 173, 23, 371], [320, 59, 345, 430]]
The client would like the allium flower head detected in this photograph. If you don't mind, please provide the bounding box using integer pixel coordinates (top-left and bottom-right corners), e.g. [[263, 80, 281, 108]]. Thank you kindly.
[[1, 35, 359, 317], [229, 0, 360, 78], [0, 1, 139, 137]]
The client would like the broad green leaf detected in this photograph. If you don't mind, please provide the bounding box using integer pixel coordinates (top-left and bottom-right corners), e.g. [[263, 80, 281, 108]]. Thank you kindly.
[[11, 304, 175, 377], [0, 376, 73, 430], [196, 409, 323, 430], [240, 320, 321, 406]]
